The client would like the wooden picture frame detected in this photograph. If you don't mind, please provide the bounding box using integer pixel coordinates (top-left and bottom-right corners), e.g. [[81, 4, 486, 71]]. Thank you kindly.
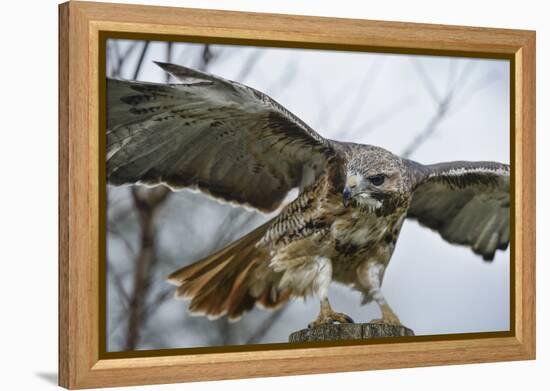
[[59, 1, 536, 389]]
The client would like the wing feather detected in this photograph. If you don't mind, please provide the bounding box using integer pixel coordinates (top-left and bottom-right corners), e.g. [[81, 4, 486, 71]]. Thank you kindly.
[[406, 160, 510, 260], [107, 63, 333, 212]]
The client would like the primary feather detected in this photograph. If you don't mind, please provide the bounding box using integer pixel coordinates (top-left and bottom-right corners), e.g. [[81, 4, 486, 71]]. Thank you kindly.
[[107, 63, 331, 212]]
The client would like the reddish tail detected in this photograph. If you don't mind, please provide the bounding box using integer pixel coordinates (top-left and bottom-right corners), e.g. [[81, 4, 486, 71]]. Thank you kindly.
[[167, 221, 289, 321]]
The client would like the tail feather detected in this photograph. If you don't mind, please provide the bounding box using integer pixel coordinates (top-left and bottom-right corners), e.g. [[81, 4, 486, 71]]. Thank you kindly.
[[167, 220, 288, 320]]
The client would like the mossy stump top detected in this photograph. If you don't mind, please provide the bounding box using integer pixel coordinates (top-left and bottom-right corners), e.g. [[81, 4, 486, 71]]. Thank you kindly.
[[289, 323, 414, 343]]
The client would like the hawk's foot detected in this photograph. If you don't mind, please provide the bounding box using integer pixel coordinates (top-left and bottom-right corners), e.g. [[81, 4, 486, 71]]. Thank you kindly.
[[308, 311, 354, 328], [369, 313, 403, 327], [308, 297, 354, 328]]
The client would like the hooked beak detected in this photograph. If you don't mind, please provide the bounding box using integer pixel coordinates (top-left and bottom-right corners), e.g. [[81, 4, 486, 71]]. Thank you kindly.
[[343, 186, 352, 207]]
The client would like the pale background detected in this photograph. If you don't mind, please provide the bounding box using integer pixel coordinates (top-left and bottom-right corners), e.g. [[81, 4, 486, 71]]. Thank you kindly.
[[105, 40, 510, 351], [0, 0, 547, 390]]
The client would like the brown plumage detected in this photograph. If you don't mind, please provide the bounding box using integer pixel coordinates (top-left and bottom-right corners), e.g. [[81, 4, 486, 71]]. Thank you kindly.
[[167, 220, 289, 320], [107, 62, 510, 327]]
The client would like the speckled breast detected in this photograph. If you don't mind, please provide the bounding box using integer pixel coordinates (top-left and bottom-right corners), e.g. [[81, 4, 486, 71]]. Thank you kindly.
[[329, 206, 407, 285]]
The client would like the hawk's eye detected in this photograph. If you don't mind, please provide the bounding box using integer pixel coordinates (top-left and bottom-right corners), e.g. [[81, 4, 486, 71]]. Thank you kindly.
[[369, 174, 385, 186]]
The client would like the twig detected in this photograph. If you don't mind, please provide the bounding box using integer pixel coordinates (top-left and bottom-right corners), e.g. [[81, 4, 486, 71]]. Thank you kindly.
[[448, 71, 501, 116], [400, 60, 476, 158], [235, 50, 265, 82], [112, 41, 138, 78], [410, 58, 441, 106], [165, 42, 173, 83], [107, 260, 131, 309], [247, 306, 288, 344], [196, 45, 214, 71], [132, 41, 150, 81], [342, 95, 415, 141], [338, 58, 383, 132], [266, 58, 299, 96], [107, 222, 136, 258], [145, 288, 174, 319], [175, 44, 192, 66]]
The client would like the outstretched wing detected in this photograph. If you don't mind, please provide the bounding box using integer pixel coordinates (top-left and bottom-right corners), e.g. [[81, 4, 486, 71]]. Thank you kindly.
[[107, 62, 334, 212], [405, 160, 510, 260]]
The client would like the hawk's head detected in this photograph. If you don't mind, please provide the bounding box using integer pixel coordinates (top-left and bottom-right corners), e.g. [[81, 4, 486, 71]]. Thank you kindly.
[[342, 145, 410, 212]]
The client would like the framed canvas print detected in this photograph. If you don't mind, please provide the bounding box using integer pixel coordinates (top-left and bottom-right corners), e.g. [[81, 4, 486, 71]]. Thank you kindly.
[[58, 1, 536, 389]]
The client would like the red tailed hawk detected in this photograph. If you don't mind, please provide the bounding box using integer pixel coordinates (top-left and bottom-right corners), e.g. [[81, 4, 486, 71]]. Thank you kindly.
[[107, 62, 509, 327]]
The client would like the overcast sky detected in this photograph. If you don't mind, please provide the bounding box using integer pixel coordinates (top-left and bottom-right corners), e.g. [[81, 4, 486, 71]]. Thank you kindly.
[[107, 40, 510, 350]]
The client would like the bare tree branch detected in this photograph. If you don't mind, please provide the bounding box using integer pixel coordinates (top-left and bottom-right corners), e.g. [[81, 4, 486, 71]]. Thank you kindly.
[[338, 58, 383, 132], [448, 70, 501, 116], [112, 41, 139, 78], [165, 42, 173, 83], [310, 78, 361, 132], [401, 60, 476, 158], [124, 186, 171, 350], [196, 45, 214, 71], [342, 95, 415, 141], [145, 288, 174, 319], [107, 260, 131, 309], [175, 43, 193, 66], [107, 222, 136, 258], [247, 307, 288, 344], [410, 58, 441, 106], [235, 50, 265, 82], [266, 58, 299, 96], [132, 41, 150, 81], [445, 58, 457, 93]]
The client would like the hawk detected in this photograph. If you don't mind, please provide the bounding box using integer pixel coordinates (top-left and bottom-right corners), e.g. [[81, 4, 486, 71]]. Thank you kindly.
[[107, 62, 510, 328]]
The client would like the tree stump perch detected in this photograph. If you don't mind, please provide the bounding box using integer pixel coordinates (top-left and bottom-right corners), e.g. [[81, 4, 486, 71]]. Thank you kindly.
[[289, 323, 414, 343]]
